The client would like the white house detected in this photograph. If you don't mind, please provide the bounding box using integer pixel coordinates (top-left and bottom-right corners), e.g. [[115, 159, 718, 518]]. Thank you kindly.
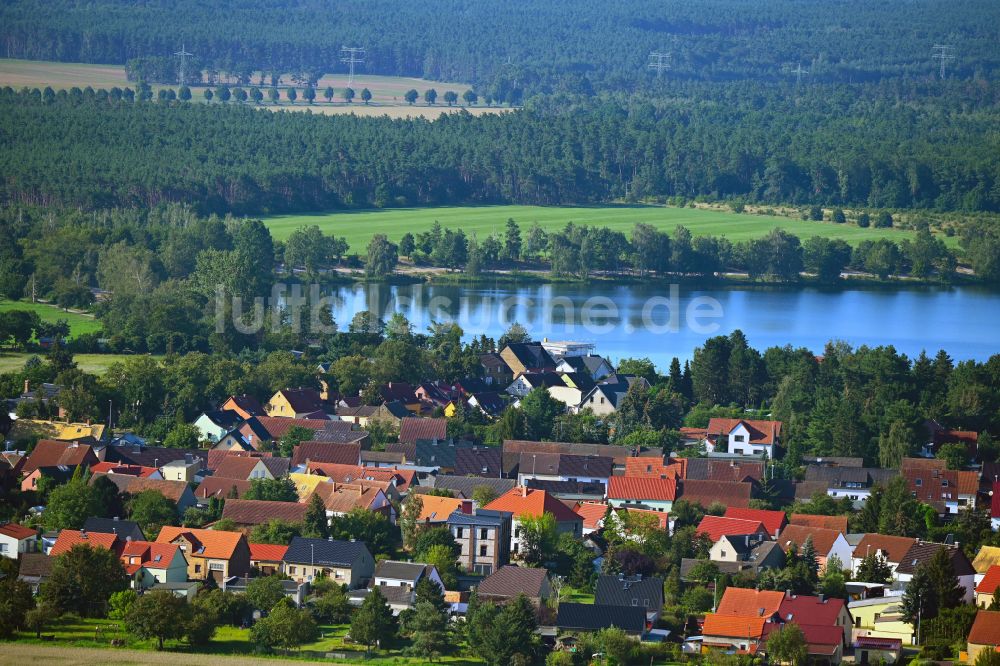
[[705, 418, 782, 459], [894, 542, 976, 603], [516, 452, 613, 487], [540, 339, 596, 361], [0, 523, 38, 559], [778, 525, 853, 572], [121, 541, 189, 589], [506, 372, 564, 398], [556, 355, 614, 380], [192, 410, 242, 443]]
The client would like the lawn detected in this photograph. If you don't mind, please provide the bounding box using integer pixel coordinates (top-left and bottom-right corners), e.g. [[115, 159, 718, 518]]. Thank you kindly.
[[0, 353, 158, 375], [0, 299, 101, 337], [263, 204, 948, 253]]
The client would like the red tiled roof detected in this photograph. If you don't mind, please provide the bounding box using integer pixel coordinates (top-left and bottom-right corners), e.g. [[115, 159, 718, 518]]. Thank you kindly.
[[196, 476, 251, 499], [606, 476, 677, 501], [398, 417, 448, 444], [50, 529, 121, 556], [90, 462, 160, 478], [249, 543, 288, 562], [0, 522, 37, 540], [292, 441, 361, 467], [852, 534, 917, 563], [724, 508, 787, 536], [680, 479, 753, 508], [968, 610, 1000, 647], [485, 487, 583, 523], [716, 588, 785, 618], [22, 440, 96, 474], [789, 514, 848, 533], [706, 419, 782, 445], [207, 449, 272, 471], [778, 525, 843, 557], [903, 468, 979, 506], [312, 482, 386, 514], [255, 416, 350, 441], [221, 499, 308, 526], [98, 475, 191, 503], [977, 566, 1000, 596], [306, 463, 414, 492], [119, 541, 181, 570], [778, 594, 847, 627], [763, 622, 843, 651], [697, 516, 767, 543]]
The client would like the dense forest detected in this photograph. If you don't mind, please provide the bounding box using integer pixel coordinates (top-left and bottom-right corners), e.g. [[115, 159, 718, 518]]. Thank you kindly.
[[1, 0, 999, 92], [2, 82, 1000, 215]]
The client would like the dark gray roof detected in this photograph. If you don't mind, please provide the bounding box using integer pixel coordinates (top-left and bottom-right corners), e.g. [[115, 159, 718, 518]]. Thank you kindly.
[[18, 552, 53, 578], [82, 517, 145, 542], [283, 537, 372, 567], [895, 542, 975, 576], [524, 479, 606, 498], [201, 409, 243, 430], [375, 560, 430, 582], [557, 603, 646, 633], [447, 509, 511, 527], [454, 447, 504, 477], [803, 465, 897, 488], [679, 558, 747, 579], [106, 444, 208, 470], [431, 475, 516, 499], [387, 439, 474, 469], [503, 343, 555, 370], [595, 575, 663, 611]]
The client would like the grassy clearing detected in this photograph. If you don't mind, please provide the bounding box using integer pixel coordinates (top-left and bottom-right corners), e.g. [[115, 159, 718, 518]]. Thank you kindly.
[[0, 299, 100, 337], [0, 353, 157, 375], [264, 204, 948, 252]]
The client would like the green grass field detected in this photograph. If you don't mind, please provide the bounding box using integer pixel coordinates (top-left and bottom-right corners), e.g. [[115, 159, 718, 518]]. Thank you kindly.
[[0, 353, 156, 374], [0, 299, 101, 336], [264, 204, 950, 253]]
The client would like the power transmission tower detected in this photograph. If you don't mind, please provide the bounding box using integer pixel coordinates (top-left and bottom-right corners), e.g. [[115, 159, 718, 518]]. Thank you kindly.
[[174, 44, 194, 85], [792, 62, 809, 86], [648, 50, 672, 76], [340, 46, 366, 85], [932, 44, 955, 80]]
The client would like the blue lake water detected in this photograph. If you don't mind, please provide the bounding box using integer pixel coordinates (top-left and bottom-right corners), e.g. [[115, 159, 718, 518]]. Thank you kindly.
[[324, 282, 999, 368]]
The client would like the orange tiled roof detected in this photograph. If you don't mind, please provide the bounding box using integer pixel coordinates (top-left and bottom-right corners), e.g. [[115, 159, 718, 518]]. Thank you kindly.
[[485, 487, 582, 522], [706, 419, 782, 445], [716, 588, 785, 617], [416, 494, 467, 522], [703, 614, 767, 639], [312, 482, 386, 514], [697, 516, 767, 543], [90, 462, 160, 478], [617, 507, 670, 530], [119, 541, 182, 570], [606, 476, 677, 501], [623, 456, 681, 479], [852, 534, 917, 563], [156, 526, 244, 560], [573, 501, 609, 530], [50, 529, 121, 556], [789, 514, 848, 533]]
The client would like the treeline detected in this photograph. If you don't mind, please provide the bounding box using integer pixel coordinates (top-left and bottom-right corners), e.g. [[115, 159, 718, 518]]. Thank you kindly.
[[389, 218, 959, 282], [1, 0, 998, 91], [3, 84, 1000, 216]]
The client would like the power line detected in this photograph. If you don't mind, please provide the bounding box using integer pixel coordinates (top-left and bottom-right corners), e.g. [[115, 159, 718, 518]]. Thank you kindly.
[[932, 44, 955, 80], [173, 44, 194, 85], [792, 61, 809, 86], [648, 50, 672, 76], [340, 46, 366, 85]]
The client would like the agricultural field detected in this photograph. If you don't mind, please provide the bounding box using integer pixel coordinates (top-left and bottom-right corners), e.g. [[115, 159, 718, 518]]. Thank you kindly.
[[264, 204, 953, 253], [0, 353, 154, 375], [0, 299, 100, 337], [0, 59, 504, 119]]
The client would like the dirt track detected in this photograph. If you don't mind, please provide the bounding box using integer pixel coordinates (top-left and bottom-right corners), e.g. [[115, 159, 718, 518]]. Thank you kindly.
[[0, 643, 338, 666]]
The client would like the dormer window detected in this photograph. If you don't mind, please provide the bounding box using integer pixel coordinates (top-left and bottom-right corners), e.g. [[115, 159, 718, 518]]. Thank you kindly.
[[915, 478, 922, 487]]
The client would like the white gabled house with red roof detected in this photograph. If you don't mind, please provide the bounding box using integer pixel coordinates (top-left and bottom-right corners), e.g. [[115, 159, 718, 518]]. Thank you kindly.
[[705, 418, 782, 459]]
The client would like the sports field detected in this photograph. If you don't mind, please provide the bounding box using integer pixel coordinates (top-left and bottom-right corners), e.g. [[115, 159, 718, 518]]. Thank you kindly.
[[0, 352, 151, 375], [263, 204, 947, 252], [0, 59, 503, 119], [0, 299, 100, 337]]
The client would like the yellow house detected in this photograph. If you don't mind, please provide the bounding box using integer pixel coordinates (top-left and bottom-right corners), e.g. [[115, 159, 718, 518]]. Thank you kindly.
[[848, 596, 914, 646], [444, 401, 458, 418], [973, 547, 1000, 581], [264, 388, 325, 418], [289, 472, 328, 501]]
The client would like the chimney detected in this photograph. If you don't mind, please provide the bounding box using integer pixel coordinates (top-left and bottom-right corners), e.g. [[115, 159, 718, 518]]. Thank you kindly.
[[818, 593, 826, 603], [81, 529, 88, 539], [461, 499, 473, 515], [23, 379, 30, 394], [113, 516, 119, 521]]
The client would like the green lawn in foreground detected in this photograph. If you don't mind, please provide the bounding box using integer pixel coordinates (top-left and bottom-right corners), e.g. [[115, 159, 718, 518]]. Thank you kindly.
[[0, 299, 101, 336], [0, 353, 157, 375], [264, 204, 948, 252]]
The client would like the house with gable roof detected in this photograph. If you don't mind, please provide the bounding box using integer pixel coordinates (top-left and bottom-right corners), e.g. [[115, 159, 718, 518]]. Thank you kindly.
[[705, 418, 782, 458], [607, 476, 677, 512], [0, 522, 38, 558], [485, 487, 583, 558], [894, 541, 975, 603], [516, 452, 613, 487], [778, 524, 852, 572], [724, 507, 787, 539], [156, 526, 251, 581], [850, 534, 917, 577], [265, 387, 328, 419], [283, 536, 374, 588], [967, 610, 1000, 662]]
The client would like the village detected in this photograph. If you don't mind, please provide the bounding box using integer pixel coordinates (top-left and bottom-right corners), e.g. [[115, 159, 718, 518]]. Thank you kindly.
[[1, 336, 999, 665]]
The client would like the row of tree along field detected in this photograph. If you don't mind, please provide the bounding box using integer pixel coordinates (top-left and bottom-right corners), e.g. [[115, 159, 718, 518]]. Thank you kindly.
[[2, 0, 998, 93], [3, 82, 1000, 215], [138, 83, 482, 107]]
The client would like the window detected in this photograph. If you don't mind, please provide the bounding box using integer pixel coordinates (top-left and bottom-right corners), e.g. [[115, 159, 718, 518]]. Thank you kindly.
[[480, 545, 488, 557], [941, 479, 949, 487], [855, 617, 861, 628], [631, 599, 638, 606], [456, 528, 464, 538], [0, 544, 8, 553], [289, 566, 297, 574], [480, 529, 489, 539], [734, 435, 745, 442], [209, 562, 224, 571], [915, 478, 922, 487], [195, 564, 202, 573], [721, 551, 727, 557]]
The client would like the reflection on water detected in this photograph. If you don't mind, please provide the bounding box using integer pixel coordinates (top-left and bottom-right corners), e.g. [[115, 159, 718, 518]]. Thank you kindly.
[[324, 282, 999, 367]]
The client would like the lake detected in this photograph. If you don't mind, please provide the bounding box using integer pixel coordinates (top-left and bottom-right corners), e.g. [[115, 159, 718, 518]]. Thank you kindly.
[[323, 282, 999, 368]]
